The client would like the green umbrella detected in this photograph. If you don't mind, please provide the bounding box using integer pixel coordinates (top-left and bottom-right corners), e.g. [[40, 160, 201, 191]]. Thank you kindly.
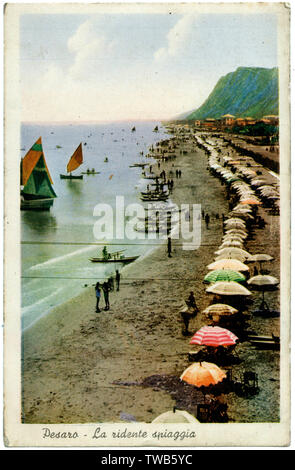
[[204, 269, 246, 284]]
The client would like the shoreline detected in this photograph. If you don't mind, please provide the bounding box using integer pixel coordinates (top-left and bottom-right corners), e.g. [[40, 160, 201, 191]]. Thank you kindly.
[[22, 128, 280, 424]]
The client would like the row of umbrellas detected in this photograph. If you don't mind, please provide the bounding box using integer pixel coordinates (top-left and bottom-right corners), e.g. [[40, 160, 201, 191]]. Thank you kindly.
[[176, 135, 279, 395]]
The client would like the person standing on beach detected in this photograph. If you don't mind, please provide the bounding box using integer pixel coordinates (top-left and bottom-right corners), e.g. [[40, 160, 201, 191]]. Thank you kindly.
[[167, 236, 172, 257], [205, 213, 210, 229], [115, 269, 121, 291], [95, 282, 101, 313], [102, 281, 110, 310]]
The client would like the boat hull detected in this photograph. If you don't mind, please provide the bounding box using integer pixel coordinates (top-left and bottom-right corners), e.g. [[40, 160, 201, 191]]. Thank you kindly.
[[21, 197, 54, 211], [89, 256, 139, 263], [60, 174, 83, 179]]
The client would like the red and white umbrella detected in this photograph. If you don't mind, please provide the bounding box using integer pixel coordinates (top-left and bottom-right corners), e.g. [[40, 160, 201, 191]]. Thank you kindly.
[[190, 326, 238, 347]]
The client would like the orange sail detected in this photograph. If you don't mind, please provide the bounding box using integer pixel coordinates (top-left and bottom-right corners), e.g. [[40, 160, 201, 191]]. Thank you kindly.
[[67, 143, 83, 173]]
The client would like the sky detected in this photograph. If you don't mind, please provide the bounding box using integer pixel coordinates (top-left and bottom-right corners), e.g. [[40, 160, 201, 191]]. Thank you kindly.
[[19, 7, 279, 122]]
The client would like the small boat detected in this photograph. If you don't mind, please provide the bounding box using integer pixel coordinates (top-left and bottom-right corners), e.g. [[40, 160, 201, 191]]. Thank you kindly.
[[129, 163, 148, 168], [82, 168, 100, 175], [20, 137, 57, 211], [89, 249, 139, 264], [153, 126, 159, 132], [60, 143, 83, 179]]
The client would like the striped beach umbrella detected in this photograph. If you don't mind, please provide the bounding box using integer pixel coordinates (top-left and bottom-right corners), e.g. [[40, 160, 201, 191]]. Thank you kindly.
[[180, 362, 227, 388], [204, 269, 246, 284], [190, 326, 238, 347], [202, 304, 238, 316]]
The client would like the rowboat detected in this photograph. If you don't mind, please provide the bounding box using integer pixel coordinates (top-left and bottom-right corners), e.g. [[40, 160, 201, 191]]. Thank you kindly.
[[89, 255, 139, 264]]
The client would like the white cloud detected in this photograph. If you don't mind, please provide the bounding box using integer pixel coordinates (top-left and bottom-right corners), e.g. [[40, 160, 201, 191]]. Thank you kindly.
[[67, 20, 115, 79], [154, 15, 197, 61]]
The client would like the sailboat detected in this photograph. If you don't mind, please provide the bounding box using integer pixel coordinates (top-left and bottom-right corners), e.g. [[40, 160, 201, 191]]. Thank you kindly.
[[20, 137, 57, 211], [60, 143, 83, 179]]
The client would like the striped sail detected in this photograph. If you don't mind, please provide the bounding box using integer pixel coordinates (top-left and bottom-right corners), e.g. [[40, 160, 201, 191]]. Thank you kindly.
[[21, 137, 56, 199]]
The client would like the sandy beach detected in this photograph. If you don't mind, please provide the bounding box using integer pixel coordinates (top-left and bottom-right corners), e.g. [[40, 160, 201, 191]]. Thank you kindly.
[[22, 129, 280, 424]]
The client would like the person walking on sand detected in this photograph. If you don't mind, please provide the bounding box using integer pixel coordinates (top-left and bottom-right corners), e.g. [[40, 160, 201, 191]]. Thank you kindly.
[[102, 281, 110, 310], [115, 269, 121, 291], [95, 282, 101, 312], [167, 236, 172, 258], [205, 213, 210, 229]]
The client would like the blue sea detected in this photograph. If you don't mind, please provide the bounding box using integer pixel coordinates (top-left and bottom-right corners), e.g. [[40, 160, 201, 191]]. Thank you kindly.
[[21, 121, 168, 331]]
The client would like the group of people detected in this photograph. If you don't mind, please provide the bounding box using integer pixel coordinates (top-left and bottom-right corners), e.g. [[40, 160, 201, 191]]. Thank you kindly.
[[95, 269, 121, 313]]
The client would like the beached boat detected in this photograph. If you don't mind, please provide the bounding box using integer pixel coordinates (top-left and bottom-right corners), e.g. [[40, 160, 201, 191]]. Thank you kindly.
[[20, 137, 57, 211], [129, 163, 148, 168], [60, 143, 83, 179]]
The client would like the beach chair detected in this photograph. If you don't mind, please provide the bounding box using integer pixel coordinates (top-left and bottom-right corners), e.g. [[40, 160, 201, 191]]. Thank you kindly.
[[237, 371, 259, 396]]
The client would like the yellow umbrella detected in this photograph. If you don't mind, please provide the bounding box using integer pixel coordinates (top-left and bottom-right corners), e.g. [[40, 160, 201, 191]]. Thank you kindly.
[[207, 259, 249, 272], [180, 362, 227, 388]]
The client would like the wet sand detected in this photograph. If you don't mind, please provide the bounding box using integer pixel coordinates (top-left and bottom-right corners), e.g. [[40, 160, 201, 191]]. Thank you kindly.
[[22, 130, 280, 424]]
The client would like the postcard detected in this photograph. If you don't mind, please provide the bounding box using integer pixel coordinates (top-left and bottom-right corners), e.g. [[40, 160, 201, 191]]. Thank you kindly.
[[3, 1, 291, 447]]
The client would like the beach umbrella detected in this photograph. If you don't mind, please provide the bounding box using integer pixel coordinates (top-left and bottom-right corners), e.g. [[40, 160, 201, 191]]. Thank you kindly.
[[229, 211, 254, 220], [224, 221, 246, 231], [222, 234, 245, 242], [215, 253, 250, 263], [207, 259, 249, 272], [190, 326, 238, 347], [224, 218, 246, 226], [204, 269, 246, 284], [240, 198, 262, 205], [152, 409, 199, 423], [206, 281, 252, 296], [247, 275, 279, 287], [232, 206, 252, 213], [247, 254, 274, 263], [180, 362, 227, 388], [219, 240, 244, 248], [224, 229, 248, 239], [215, 247, 252, 259], [246, 253, 274, 272], [247, 275, 279, 308], [202, 304, 238, 316]]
